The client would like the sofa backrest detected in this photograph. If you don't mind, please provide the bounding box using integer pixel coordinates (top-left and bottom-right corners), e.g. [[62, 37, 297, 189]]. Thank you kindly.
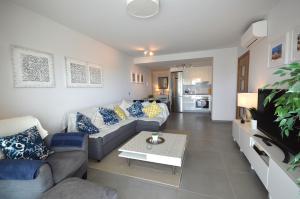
[[0, 116, 48, 139], [66, 102, 122, 132]]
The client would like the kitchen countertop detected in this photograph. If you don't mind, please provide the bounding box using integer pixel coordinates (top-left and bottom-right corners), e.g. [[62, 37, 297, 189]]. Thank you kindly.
[[183, 94, 211, 96]]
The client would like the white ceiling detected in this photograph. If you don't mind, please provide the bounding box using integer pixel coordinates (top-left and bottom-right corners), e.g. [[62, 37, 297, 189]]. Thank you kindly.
[[10, 0, 279, 57]]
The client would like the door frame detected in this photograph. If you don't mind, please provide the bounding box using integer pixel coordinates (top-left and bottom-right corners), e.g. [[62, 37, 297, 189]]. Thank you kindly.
[[236, 51, 250, 119]]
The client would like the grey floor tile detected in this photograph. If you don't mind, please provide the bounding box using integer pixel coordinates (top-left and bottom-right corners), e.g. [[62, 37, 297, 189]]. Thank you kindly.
[[183, 150, 225, 171], [180, 168, 235, 199], [88, 113, 267, 199], [227, 172, 268, 199], [177, 189, 220, 199], [221, 150, 253, 174]]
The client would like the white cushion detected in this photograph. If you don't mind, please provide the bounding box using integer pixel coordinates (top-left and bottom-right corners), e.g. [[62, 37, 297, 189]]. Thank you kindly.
[[119, 100, 132, 117], [89, 117, 136, 139], [67, 108, 105, 132], [0, 116, 48, 139]]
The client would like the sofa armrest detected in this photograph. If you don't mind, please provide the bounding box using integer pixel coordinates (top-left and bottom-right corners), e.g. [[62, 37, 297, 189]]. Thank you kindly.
[[0, 159, 46, 180], [47, 133, 88, 153], [0, 162, 54, 199]]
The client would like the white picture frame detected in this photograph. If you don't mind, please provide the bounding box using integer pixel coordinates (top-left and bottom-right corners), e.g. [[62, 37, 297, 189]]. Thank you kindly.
[[11, 45, 55, 88], [291, 26, 300, 62], [140, 74, 144, 84], [268, 32, 290, 68], [65, 57, 103, 88], [136, 73, 140, 83], [131, 72, 136, 83]]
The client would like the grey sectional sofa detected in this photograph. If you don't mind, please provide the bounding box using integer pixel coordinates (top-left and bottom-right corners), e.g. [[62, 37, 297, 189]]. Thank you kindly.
[[67, 101, 169, 161], [0, 116, 88, 199]]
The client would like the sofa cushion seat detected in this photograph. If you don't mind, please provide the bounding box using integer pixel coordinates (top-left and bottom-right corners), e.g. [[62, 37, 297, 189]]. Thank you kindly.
[[88, 118, 136, 139], [100, 120, 137, 145], [46, 151, 86, 184], [138, 116, 166, 125]]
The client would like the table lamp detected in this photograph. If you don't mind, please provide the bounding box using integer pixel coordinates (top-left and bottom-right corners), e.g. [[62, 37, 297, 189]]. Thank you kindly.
[[237, 93, 258, 123]]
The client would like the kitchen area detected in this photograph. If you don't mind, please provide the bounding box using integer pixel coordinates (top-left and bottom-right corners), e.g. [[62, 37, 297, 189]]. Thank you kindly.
[[170, 61, 212, 113], [150, 57, 213, 113]]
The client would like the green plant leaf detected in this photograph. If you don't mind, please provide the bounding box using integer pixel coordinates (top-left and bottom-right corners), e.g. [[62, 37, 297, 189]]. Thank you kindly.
[[289, 82, 300, 93]]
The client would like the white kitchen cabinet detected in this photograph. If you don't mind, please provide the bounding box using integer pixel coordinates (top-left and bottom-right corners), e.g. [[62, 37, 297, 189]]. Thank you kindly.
[[183, 66, 212, 85]]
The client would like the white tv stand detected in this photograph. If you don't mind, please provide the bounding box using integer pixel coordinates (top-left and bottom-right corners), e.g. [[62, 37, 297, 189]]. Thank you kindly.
[[232, 120, 300, 199]]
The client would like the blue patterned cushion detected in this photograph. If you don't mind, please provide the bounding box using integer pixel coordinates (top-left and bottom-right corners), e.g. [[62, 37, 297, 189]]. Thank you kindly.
[[76, 112, 99, 134], [98, 107, 119, 125], [127, 101, 144, 118], [0, 126, 52, 160]]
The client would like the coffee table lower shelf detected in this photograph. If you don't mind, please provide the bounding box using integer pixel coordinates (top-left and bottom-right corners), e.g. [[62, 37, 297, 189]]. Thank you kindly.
[[119, 151, 179, 174]]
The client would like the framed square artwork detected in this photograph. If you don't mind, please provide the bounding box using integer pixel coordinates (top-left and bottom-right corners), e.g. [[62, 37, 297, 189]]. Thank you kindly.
[[12, 45, 55, 88], [65, 57, 103, 88]]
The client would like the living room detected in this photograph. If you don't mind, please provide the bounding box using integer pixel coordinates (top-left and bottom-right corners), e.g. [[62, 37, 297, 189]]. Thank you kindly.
[[0, 0, 299, 199]]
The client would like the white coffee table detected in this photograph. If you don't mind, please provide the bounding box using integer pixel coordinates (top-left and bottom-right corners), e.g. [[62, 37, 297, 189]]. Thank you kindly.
[[118, 131, 187, 174]]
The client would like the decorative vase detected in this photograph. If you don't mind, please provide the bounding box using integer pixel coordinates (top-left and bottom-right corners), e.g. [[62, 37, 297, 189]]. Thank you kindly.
[[152, 134, 159, 143], [251, 119, 257, 130]]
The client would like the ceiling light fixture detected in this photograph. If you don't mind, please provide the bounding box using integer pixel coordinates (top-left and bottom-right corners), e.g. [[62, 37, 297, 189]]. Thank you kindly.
[[127, 0, 160, 19], [144, 51, 154, 56]]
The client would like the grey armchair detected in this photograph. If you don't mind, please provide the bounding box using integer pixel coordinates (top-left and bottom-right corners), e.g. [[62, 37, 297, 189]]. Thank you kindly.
[[0, 116, 88, 199]]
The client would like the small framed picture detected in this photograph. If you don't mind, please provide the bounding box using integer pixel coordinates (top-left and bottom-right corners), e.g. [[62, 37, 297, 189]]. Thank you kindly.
[[136, 73, 140, 83], [131, 72, 136, 83], [268, 33, 290, 68], [291, 26, 300, 62], [11, 45, 55, 88], [140, 74, 144, 83], [158, 77, 168, 89]]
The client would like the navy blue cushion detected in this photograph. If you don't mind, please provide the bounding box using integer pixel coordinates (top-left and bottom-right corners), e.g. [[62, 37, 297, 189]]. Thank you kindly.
[[0, 126, 52, 160], [98, 107, 119, 125], [0, 159, 45, 180], [76, 112, 99, 134], [127, 101, 144, 118], [50, 132, 85, 147]]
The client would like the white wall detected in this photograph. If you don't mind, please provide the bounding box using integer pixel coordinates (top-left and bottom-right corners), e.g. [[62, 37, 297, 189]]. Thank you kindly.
[[134, 47, 238, 121], [0, 0, 150, 132], [128, 65, 152, 99], [248, 0, 300, 92]]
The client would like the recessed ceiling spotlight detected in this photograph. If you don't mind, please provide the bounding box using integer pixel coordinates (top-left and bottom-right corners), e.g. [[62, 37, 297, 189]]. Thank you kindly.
[[143, 51, 154, 56], [127, 0, 160, 19]]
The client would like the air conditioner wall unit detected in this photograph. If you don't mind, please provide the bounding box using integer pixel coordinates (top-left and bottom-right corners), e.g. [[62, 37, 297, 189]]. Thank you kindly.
[[241, 20, 268, 48]]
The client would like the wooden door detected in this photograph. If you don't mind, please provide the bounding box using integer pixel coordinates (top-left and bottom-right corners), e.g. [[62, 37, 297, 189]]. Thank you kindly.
[[236, 51, 249, 119]]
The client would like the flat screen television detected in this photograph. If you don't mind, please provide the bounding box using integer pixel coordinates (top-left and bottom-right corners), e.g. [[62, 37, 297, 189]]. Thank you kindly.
[[257, 89, 300, 155]]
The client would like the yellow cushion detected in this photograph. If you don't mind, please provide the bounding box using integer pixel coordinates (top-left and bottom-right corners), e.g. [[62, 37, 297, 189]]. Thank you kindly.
[[142, 102, 162, 118], [114, 105, 127, 120]]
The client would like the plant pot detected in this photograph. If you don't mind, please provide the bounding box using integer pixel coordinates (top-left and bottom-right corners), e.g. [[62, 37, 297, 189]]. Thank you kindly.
[[251, 120, 257, 130]]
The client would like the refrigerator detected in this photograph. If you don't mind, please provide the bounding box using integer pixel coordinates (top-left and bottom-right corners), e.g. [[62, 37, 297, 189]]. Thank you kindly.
[[170, 71, 183, 112]]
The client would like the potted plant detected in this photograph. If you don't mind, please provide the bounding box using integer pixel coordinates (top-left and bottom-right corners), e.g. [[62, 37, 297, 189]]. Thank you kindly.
[[264, 62, 300, 180], [249, 108, 258, 130]]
